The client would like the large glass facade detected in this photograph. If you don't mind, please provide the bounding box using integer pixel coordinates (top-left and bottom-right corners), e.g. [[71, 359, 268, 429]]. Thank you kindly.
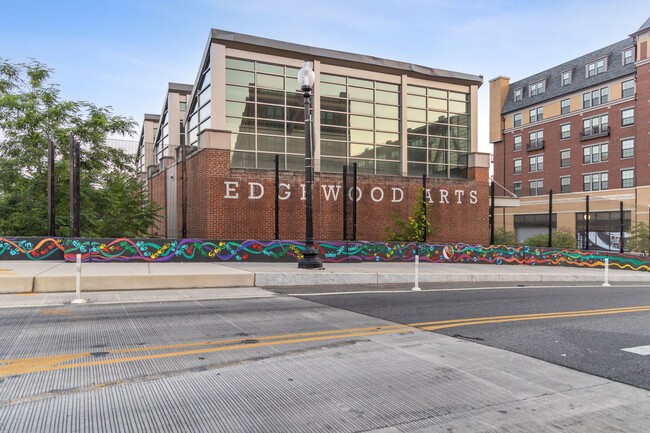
[[187, 60, 212, 150], [406, 85, 469, 178], [153, 109, 169, 166], [319, 74, 401, 175], [225, 57, 303, 170]]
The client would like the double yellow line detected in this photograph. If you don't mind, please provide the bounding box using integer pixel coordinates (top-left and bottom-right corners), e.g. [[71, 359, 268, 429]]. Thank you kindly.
[[410, 305, 650, 331], [0, 324, 411, 377], [2, 305, 650, 377]]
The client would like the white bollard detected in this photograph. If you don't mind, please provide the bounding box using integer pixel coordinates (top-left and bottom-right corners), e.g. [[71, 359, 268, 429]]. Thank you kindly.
[[71, 253, 87, 304], [412, 254, 422, 291], [602, 257, 610, 287]]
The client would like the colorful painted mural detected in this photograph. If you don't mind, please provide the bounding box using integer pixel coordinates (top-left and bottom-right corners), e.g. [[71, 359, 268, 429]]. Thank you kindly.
[[1, 236, 650, 272]]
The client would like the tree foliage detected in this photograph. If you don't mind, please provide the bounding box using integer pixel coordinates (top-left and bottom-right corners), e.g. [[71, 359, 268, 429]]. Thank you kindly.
[[524, 227, 576, 248], [385, 189, 434, 242], [0, 59, 160, 237], [492, 227, 517, 246], [626, 222, 649, 253]]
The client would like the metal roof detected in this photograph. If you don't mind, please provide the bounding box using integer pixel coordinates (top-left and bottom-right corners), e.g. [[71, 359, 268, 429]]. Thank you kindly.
[[502, 38, 635, 115], [210, 29, 483, 86]]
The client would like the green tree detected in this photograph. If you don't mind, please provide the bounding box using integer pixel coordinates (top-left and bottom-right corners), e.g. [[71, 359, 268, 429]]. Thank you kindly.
[[524, 227, 576, 248], [0, 59, 160, 237], [385, 189, 434, 242], [492, 227, 517, 245], [626, 222, 649, 253]]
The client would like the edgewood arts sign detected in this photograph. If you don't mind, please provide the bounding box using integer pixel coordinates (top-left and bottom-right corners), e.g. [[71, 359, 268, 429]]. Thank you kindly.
[[223, 181, 479, 205]]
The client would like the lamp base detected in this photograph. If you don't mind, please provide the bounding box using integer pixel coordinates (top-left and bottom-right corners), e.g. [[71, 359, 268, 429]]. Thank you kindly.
[[298, 247, 323, 269]]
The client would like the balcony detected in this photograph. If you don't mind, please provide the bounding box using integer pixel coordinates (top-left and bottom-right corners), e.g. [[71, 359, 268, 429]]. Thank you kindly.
[[580, 126, 610, 141], [526, 140, 544, 151]]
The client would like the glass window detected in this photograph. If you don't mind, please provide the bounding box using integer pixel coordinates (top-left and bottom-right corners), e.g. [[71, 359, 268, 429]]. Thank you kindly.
[[529, 180, 543, 196], [621, 168, 634, 188], [622, 138, 634, 158], [320, 73, 346, 84], [623, 48, 634, 65], [226, 58, 254, 71], [560, 149, 570, 167], [529, 81, 545, 96], [348, 87, 374, 101], [583, 172, 608, 191], [407, 108, 426, 122], [350, 115, 375, 129], [561, 124, 570, 139], [428, 98, 447, 111], [226, 69, 254, 86], [257, 73, 284, 90], [513, 182, 522, 197], [321, 97, 346, 112], [320, 111, 347, 126], [350, 129, 373, 144], [514, 158, 522, 174], [375, 91, 398, 105], [350, 101, 373, 116], [561, 70, 572, 86], [622, 108, 634, 126], [257, 135, 284, 153], [514, 135, 521, 151], [622, 169, 634, 188], [407, 94, 426, 108], [320, 82, 347, 98], [226, 85, 252, 102], [622, 80, 634, 98], [321, 140, 348, 157], [513, 113, 522, 127], [561, 99, 570, 114], [529, 155, 543, 172], [514, 88, 522, 102], [376, 104, 399, 118], [561, 177, 570, 193], [449, 101, 468, 114]]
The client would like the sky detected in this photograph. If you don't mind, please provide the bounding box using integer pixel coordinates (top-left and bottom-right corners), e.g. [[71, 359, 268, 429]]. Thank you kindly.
[[2, 0, 649, 154]]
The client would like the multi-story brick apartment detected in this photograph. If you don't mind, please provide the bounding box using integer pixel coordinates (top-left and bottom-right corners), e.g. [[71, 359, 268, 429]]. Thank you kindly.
[[490, 17, 650, 250], [139, 29, 491, 242]]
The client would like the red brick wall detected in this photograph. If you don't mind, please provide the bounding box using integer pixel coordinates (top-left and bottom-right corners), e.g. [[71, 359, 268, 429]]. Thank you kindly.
[[497, 99, 642, 195], [148, 171, 166, 237], [635, 61, 650, 187], [174, 148, 489, 243]]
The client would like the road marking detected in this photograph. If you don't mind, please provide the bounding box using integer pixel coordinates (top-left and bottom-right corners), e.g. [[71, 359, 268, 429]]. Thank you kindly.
[[0, 324, 411, 377], [621, 345, 650, 355], [3, 305, 650, 377], [411, 305, 650, 331]]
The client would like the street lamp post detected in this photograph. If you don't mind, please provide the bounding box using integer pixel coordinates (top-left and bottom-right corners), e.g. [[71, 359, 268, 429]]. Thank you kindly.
[[297, 60, 323, 269]]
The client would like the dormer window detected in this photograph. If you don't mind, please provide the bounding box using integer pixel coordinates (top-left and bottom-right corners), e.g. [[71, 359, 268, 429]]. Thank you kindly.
[[622, 48, 634, 65], [529, 80, 545, 97], [586, 58, 607, 77], [514, 88, 522, 102], [561, 70, 572, 86]]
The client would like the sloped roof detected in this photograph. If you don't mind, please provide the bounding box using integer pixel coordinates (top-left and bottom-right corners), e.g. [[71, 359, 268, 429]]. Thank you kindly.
[[502, 38, 635, 114]]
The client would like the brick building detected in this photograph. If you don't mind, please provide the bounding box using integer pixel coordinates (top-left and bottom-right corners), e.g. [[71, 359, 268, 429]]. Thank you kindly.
[[490, 17, 650, 250], [138, 29, 490, 242]]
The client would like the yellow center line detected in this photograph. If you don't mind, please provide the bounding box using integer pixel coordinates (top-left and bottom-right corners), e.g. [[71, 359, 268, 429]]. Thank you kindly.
[[409, 305, 650, 328], [0, 325, 411, 376], [3, 305, 650, 377]]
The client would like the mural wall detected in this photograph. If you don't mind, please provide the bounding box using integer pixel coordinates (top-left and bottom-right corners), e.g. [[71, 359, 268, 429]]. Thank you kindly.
[[2, 236, 650, 272]]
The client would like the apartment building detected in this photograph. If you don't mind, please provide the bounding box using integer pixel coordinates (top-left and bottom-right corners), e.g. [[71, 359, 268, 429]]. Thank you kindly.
[[490, 17, 650, 250]]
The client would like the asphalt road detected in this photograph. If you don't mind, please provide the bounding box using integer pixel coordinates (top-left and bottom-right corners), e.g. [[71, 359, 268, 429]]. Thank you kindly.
[[291, 284, 650, 390], [3, 286, 650, 432]]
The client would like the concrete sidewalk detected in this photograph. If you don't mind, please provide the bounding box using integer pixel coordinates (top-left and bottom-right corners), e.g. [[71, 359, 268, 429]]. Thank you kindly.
[[1, 260, 649, 296]]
